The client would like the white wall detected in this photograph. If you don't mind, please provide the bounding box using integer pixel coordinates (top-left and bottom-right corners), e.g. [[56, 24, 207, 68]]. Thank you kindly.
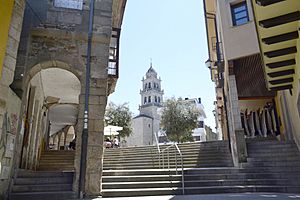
[[217, 0, 260, 60]]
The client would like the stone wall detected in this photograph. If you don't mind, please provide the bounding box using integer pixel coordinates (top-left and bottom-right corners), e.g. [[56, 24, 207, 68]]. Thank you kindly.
[[0, 1, 25, 199], [13, 0, 114, 197]]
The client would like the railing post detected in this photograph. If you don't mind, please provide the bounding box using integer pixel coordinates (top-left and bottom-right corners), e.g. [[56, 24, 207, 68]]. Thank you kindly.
[[167, 148, 170, 169], [175, 146, 177, 175]]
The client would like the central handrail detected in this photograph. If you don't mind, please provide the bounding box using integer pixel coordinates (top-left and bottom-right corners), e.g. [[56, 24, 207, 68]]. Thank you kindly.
[[153, 132, 161, 167], [160, 143, 185, 195]]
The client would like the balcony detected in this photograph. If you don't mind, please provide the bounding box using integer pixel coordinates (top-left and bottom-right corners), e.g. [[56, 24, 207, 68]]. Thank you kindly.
[[108, 28, 120, 78]]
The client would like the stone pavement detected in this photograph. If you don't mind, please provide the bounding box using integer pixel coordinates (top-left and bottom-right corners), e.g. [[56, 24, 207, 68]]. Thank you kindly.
[[86, 193, 300, 200]]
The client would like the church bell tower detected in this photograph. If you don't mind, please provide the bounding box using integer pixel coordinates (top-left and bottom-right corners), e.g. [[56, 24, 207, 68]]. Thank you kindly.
[[139, 63, 164, 116]]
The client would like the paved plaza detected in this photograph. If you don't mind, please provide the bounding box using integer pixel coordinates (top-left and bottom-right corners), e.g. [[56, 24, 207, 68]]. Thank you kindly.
[[88, 193, 300, 200]]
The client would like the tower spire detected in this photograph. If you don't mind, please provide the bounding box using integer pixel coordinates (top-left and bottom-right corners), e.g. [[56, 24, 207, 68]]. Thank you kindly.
[[150, 58, 152, 68]]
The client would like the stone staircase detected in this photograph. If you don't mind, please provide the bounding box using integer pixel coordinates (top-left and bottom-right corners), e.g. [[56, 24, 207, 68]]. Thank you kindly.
[[102, 141, 233, 197], [38, 150, 75, 171], [10, 150, 76, 200], [102, 140, 300, 197]]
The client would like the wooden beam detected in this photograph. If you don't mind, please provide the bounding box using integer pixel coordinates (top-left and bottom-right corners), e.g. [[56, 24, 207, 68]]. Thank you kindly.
[[256, 0, 286, 6], [270, 84, 293, 91], [266, 59, 295, 69], [262, 31, 298, 45], [269, 77, 294, 85], [259, 11, 300, 28], [264, 46, 297, 58], [267, 69, 295, 78]]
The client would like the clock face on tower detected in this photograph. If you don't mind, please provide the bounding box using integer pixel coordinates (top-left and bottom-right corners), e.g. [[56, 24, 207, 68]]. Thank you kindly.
[[54, 0, 83, 10]]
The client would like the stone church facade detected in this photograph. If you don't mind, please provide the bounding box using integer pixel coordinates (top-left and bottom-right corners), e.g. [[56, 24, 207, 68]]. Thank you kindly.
[[125, 65, 164, 146]]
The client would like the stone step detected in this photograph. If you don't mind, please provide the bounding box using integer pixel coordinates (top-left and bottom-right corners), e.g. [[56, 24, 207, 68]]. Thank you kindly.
[[38, 164, 75, 168], [246, 140, 295, 145], [106, 146, 229, 153], [248, 144, 298, 149], [247, 156, 300, 162], [41, 150, 75, 154], [102, 178, 291, 190], [101, 187, 180, 197], [10, 191, 76, 200], [12, 183, 72, 193], [101, 185, 300, 197], [247, 152, 300, 157], [103, 172, 300, 183], [104, 151, 230, 159], [104, 154, 232, 162], [110, 141, 228, 150], [184, 172, 300, 181], [102, 168, 236, 176], [185, 185, 300, 195], [38, 160, 74, 164], [103, 158, 232, 165], [37, 166, 75, 171], [103, 163, 233, 170], [242, 160, 300, 167], [14, 177, 73, 185], [103, 175, 182, 182], [104, 151, 230, 158], [103, 160, 232, 167], [17, 171, 73, 178], [184, 167, 300, 175]]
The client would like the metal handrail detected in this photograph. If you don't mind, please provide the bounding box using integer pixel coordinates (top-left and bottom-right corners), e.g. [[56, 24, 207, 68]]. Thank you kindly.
[[153, 132, 161, 167], [160, 143, 185, 195]]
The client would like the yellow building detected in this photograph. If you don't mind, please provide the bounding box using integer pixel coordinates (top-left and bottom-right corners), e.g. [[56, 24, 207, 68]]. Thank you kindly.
[[0, 1, 25, 199], [252, 0, 300, 145], [0, 0, 14, 78]]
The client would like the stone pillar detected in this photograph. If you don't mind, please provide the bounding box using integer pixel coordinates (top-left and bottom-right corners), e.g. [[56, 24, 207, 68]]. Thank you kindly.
[[74, 78, 107, 197], [227, 62, 247, 166]]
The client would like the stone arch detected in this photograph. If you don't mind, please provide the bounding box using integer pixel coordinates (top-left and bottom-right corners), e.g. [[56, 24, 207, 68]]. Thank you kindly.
[[25, 60, 82, 87], [19, 60, 82, 166]]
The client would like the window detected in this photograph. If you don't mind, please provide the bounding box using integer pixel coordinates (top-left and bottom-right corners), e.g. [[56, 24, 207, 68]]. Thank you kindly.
[[231, 1, 249, 26], [144, 97, 147, 104], [158, 97, 161, 103], [148, 96, 151, 103], [145, 83, 147, 89], [155, 96, 157, 103], [198, 121, 204, 128], [148, 83, 151, 89]]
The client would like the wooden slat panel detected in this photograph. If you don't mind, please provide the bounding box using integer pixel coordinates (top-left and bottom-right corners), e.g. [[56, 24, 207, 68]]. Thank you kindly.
[[233, 54, 275, 98]]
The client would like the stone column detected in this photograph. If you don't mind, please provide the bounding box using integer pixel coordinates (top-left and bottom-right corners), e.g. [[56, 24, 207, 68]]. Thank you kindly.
[[74, 78, 107, 197], [227, 61, 247, 167]]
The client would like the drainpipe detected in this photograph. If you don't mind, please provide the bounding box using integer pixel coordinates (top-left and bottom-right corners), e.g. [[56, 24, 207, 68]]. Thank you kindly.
[[78, 0, 94, 198]]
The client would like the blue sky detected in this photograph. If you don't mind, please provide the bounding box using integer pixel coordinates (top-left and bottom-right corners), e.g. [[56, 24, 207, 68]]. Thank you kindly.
[[108, 0, 216, 130]]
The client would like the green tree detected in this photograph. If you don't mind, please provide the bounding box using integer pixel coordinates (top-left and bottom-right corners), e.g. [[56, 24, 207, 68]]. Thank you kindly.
[[105, 102, 133, 138], [160, 97, 200, 143]]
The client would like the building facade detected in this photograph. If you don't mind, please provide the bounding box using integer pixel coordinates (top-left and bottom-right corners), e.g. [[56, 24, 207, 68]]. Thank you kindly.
[[203, 0, 285, 166], [0, 0, 127, 198], [0, 1, 25, 198]]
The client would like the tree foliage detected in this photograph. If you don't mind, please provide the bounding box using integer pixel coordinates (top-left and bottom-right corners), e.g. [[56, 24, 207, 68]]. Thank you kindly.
[[105, 102, 133, 138], [160, 97, 200, 143]]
